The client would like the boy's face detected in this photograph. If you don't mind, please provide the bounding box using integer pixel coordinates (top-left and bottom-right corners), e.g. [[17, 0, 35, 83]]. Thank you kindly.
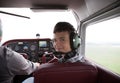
[[53, 31, 72, 53]]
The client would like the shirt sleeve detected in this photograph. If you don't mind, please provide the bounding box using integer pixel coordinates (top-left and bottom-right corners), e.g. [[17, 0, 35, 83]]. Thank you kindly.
[[5, 47, 39, 75]]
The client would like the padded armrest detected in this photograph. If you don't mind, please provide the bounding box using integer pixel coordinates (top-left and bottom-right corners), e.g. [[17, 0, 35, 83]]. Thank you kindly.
[[34, 62, 98, 83]]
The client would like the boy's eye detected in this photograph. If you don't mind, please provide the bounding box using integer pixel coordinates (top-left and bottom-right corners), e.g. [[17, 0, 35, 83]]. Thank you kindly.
[[61, 38, 65, 41], [52, 37, 65, 43], [60, 38, 65, 42]]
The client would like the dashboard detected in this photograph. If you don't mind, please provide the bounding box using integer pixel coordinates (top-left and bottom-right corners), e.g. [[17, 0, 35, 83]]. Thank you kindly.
[[2, 38, 54, 63]]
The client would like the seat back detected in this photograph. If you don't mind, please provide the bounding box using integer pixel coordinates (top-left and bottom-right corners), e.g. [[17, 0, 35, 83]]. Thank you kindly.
[[34, 62, 98, 83]]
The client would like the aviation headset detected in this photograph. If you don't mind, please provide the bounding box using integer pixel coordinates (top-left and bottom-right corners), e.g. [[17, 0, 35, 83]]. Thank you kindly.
[[0, 19, 2, 37], [70, 31, 81, 50]]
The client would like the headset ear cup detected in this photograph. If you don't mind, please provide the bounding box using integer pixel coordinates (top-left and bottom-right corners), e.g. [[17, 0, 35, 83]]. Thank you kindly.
[[72, 33, 81, 49], [70, 32, 81, 50]]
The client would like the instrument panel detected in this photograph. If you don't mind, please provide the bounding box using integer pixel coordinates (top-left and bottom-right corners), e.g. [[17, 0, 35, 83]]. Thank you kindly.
[[2, 38, 54, 63]]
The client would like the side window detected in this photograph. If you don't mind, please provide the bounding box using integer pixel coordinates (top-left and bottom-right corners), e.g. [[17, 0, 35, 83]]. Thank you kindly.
[[85, 16, 120, 75]]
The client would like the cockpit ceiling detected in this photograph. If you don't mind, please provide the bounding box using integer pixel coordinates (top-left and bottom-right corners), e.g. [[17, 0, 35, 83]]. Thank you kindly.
[[0, 0, 86, 19], [0, 0, 83, 8], [0, 0, 119, 21]]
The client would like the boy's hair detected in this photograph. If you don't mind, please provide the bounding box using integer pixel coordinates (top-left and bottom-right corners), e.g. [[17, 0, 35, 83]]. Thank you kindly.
[[53, 22, 75, 34]]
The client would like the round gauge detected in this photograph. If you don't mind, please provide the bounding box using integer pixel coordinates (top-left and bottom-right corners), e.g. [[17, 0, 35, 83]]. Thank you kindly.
[[15, 45, 20, 51], [23, 45, 29, 50], [30, 45, 36, 51]]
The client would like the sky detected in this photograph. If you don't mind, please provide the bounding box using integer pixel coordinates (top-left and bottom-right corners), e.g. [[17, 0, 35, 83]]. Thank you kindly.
[[86, 17, 120, 44]]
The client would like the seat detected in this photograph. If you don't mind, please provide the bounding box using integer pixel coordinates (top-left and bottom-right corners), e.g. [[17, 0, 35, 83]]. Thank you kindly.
[[33, 61, 98, 83]]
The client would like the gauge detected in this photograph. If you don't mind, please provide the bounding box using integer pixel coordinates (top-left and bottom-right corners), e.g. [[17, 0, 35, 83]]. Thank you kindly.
[[15, 45, 20, 51], [30, 44, 36, 51], [23, 45, 29, 50]]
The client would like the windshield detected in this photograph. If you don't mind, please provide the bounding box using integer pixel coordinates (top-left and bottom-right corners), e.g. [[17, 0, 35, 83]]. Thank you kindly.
[[0, 8, 77, 44]]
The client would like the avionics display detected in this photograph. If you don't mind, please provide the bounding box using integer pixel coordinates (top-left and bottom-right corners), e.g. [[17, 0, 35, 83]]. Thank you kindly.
[[39, 41, 47, 47]]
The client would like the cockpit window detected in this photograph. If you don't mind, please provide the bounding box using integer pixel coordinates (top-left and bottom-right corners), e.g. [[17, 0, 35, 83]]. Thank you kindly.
[[0, 8, 77, 44], [85, 16, 120, 75]]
